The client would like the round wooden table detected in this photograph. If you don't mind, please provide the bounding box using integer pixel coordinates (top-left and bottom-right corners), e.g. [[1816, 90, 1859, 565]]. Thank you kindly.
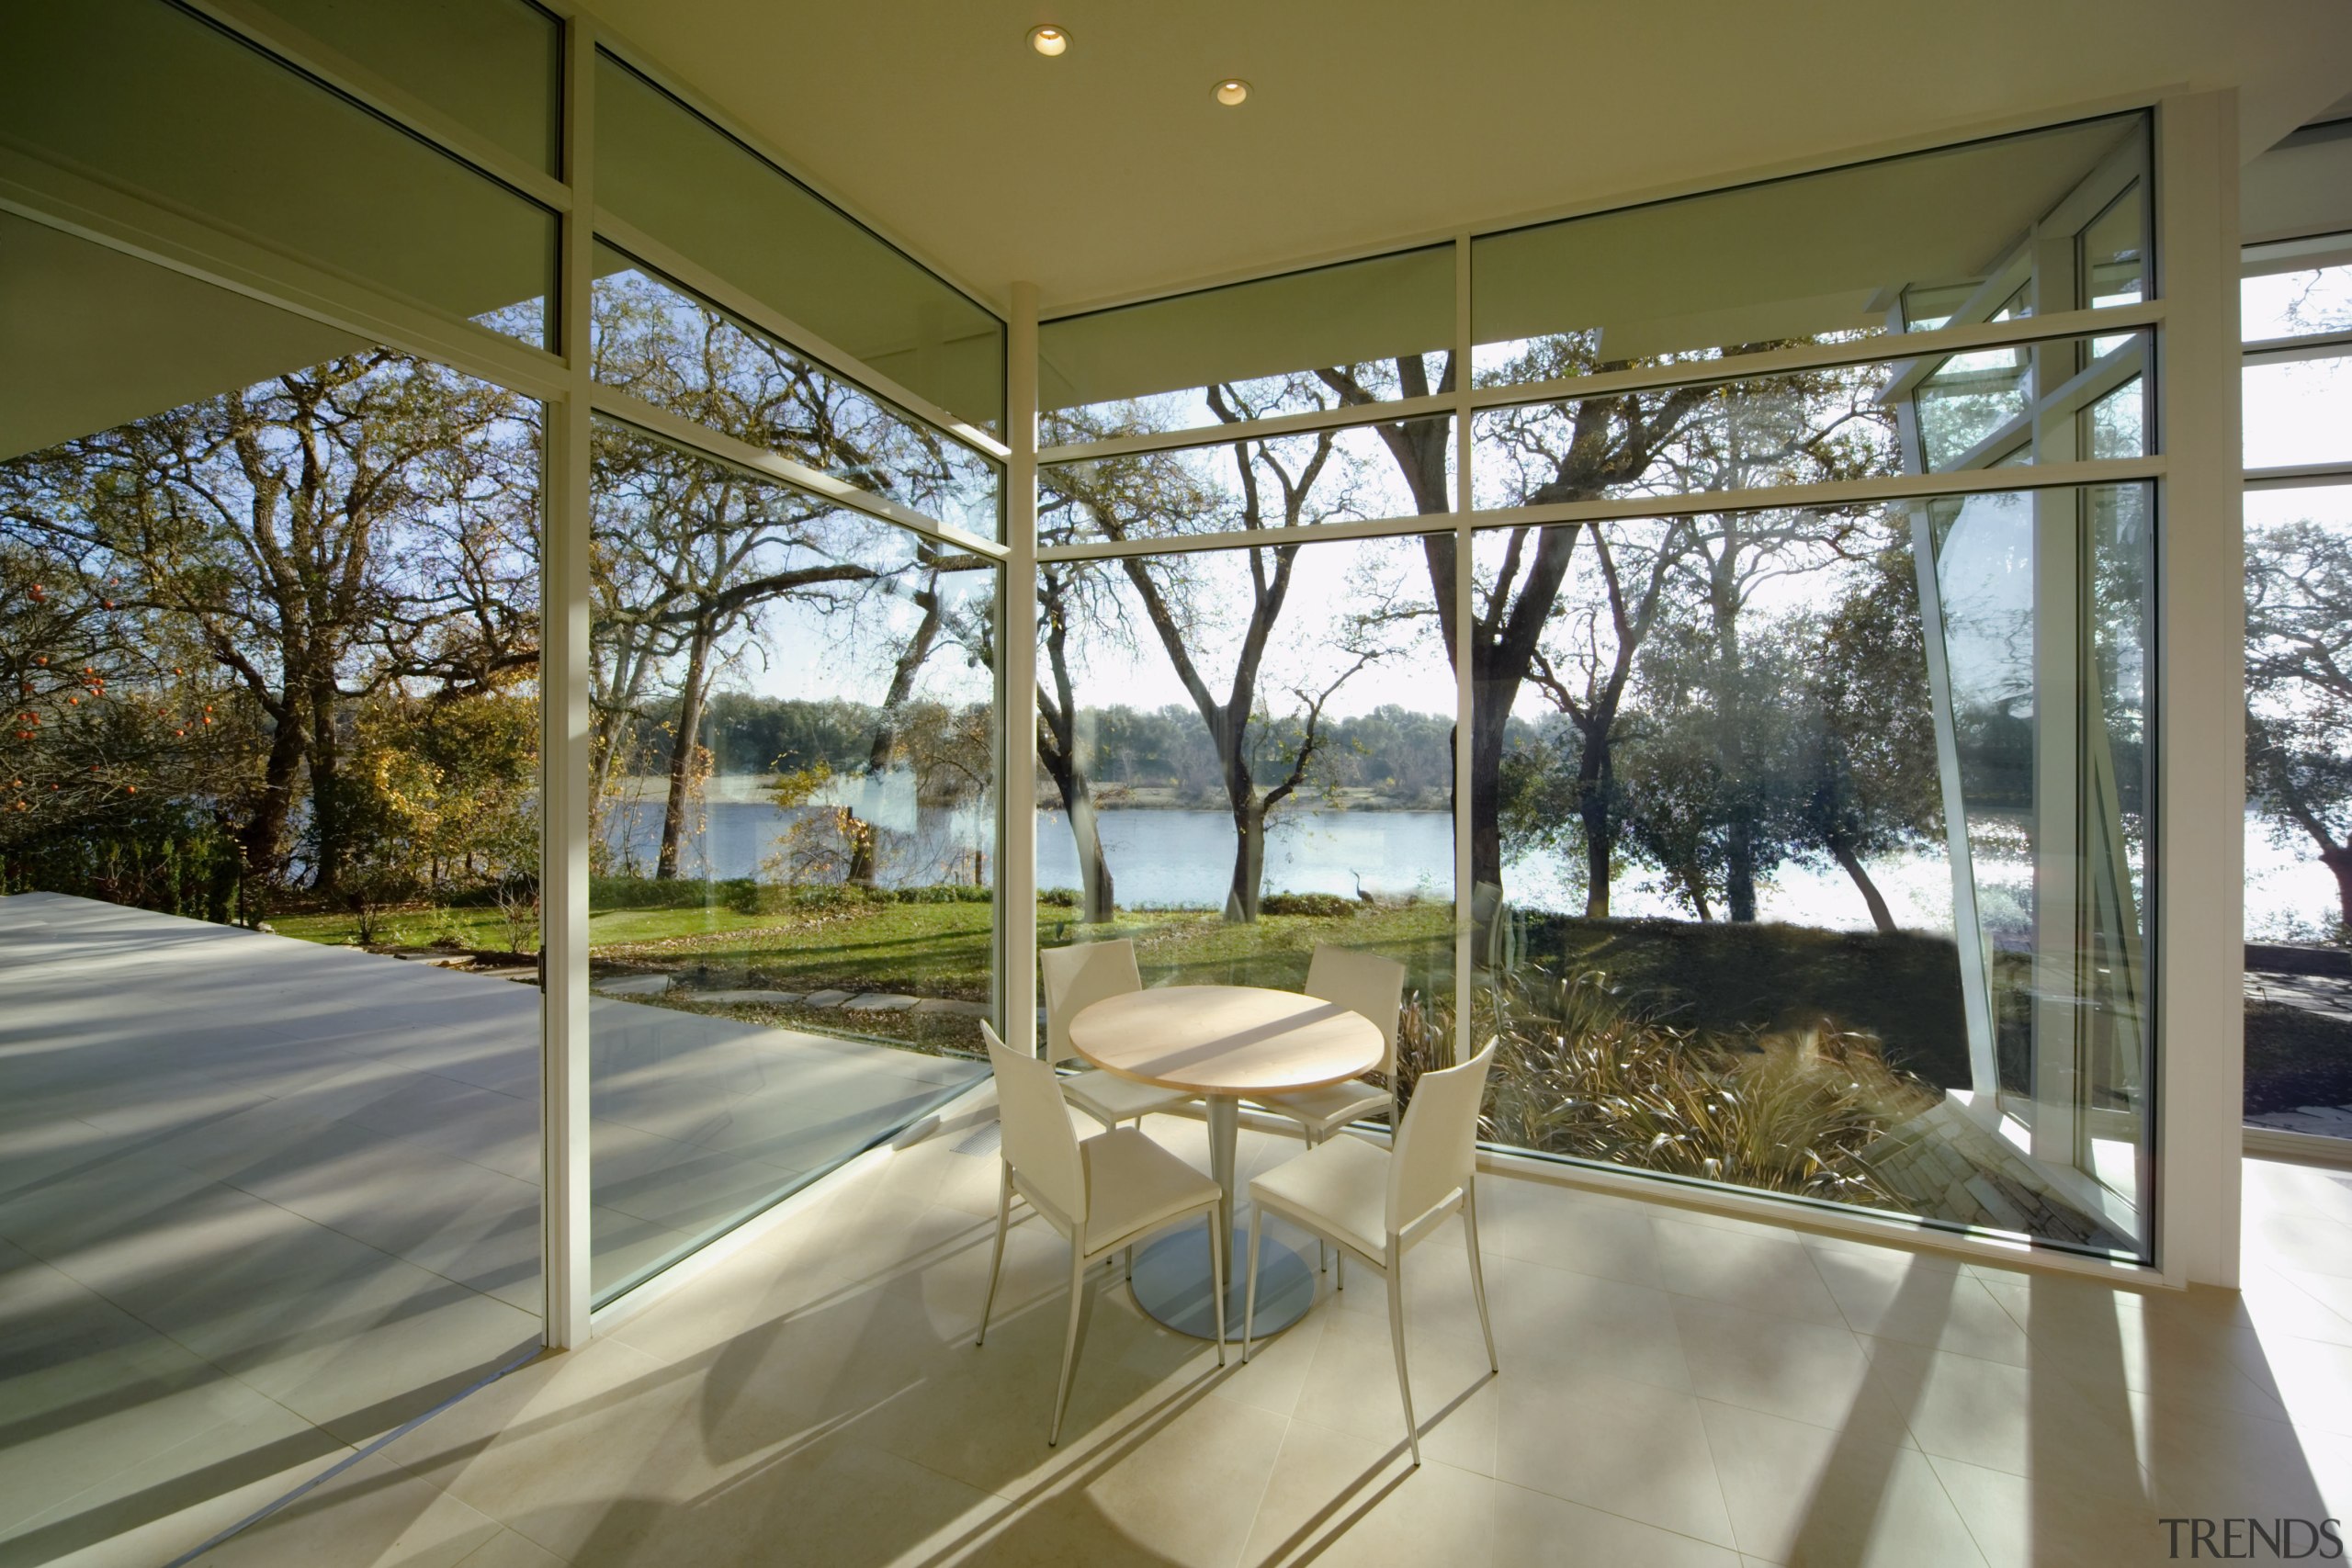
[[1067, 985, 1385, 1341]]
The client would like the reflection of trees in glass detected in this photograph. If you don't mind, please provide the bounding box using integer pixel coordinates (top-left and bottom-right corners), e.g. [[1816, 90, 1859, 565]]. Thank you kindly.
[[591, 423, 992, 888], [2247, 508, 2352, 929], [1, 351, 538, 911]]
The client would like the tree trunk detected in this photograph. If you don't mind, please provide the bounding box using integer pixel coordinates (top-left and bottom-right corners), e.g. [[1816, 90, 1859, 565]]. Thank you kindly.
[[1039, 744, 1116, 922], [240, 703, 308, 894], [1725, 813, 1758, 923], [2324, 845, 2352, 931], [1827, 836, 1898, 934], [1576, 727, 1616, 918], [656, 621, 712, 880], [1226, 799, 1267, 922], [306, 672, 345, 897]]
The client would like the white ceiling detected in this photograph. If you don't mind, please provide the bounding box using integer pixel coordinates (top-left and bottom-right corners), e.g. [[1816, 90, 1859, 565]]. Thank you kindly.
[[577, 0, 2352, 317]]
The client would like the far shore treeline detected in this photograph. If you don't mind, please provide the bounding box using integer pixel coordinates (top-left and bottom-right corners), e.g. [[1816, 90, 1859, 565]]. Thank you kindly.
[[632, 693, 1492, 810]]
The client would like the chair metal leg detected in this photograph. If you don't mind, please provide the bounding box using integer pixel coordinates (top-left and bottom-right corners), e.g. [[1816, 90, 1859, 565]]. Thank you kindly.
[[1385, 1240, 1419, 1465], [1241, 1203, 1264, 1362], [1463, 1184, 1498, 1372], [1049, 1243, 1088, 1446], [977, 1166, 1012, 1347], [1306, 1128, 1327, 1274], [1210, 1210, 1227, 1367], [1125, 1243, 1134, 1281]]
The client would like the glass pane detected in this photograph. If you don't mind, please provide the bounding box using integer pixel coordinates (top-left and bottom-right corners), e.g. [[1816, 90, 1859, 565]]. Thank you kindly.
[[595, 52, 1004, 431], [1038, 531, 1456, 1110], [593, 246, 1001, 539], [0, 229, 542, 1553], [1471, 333, 2149, 510], [2246, 355, 2352, 468], [1040, 248, 1454, 437], [2245, 483, 2352, 1141], [1475, 483, 2154, 1258], [2080, 183, 2146, 310], [1472, 114, 2145, 382], [1043, 419, 1452, 546], [588, 419, 992, 1303], [2243, 236, 2352, 342], [249, 0, 561, 174], [1, 0, 557, 348]]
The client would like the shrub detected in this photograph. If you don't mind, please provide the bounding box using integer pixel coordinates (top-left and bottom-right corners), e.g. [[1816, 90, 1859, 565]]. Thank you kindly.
[[1038, 887, 1079, 908], [1481, 966, 1929, 1207], [1261, 891, 1357, 918]]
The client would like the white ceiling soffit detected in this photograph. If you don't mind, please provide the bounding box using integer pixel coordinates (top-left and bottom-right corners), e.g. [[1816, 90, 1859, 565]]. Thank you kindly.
[[0, 214, 361, 464], [576, 0, 2352, 312], [2243, 123, 2352, 245]]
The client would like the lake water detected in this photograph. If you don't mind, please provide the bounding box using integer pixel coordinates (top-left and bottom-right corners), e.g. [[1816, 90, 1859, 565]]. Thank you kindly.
[[607, 798, 2339, 937]]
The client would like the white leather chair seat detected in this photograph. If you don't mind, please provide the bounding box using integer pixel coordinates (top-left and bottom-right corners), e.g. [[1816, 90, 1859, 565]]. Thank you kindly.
[[1080, 1127, 1223, 1252], [1064, 1066, 1193, 1130], [1250, 1133, 1398, 1260], [1254, 1077, 1392, 1137]]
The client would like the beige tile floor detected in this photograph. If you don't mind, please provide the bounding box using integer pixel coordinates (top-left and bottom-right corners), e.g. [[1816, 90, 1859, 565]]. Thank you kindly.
[[167, 1101, 2352, 1568]]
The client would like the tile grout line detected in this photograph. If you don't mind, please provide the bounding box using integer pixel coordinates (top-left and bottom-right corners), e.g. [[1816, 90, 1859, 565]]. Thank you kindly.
[[160, 1341, 546, 1568]]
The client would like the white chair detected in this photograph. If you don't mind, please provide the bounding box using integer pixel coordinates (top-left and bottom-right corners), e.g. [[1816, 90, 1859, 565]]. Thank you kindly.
[[1250, 944, 1407, 1282], [1242, 1040, 1499, 1466], [1252, 944, 1406, 1145], [1040, 940, 1198, 1133], [976, 1022, 1227, 1445]]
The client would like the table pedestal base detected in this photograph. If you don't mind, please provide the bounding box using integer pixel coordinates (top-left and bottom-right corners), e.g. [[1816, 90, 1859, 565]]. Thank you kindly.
[[1127, 1214, 1319, 1342]]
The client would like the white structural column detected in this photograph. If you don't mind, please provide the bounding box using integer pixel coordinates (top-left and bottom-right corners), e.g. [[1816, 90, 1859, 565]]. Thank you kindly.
[[2154, 90, 2244, 1289], [1002, 282, 1041, 1055], [1453, 234, 1476, 1066], [541, 14, 597, 1348]]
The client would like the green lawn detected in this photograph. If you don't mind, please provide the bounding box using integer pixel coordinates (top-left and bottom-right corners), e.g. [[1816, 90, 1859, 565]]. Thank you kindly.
[[275, 889, 1457, 1057]]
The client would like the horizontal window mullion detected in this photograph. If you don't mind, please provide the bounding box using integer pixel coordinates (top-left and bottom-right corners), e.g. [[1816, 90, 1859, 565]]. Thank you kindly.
[[594, 213, 1009, 463], [2242, 329, 2352, 366], [590, 386, 1007, 559], [1470, 301, 2165, 414], [1037, 508, 1453, 562], [2245, 461, 2352, 491], [174, 0, 573, 215], [1038, 390, 1456, 466], [1464, 457, 2164, 532]]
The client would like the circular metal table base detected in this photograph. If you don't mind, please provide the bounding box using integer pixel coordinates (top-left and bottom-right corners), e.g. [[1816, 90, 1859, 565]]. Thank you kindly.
[[1126, 1215, 1320, 1342]]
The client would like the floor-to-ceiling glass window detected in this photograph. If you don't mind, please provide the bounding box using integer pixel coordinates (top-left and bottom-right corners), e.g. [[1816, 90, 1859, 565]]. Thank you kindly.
[[2242, 229, 2352, 1142], [581, 58, 1006, 1304], [1463, 111, 2159, 1256], [583, 418, 995, 1302], [1036, 252, 1460, 1100]]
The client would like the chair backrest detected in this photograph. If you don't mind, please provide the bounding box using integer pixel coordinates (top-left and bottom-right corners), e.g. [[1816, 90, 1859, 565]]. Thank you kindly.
[[984, 1021, 1086, 1224], [1386, 1039, 1498, 1233], [1305, 943, 1406, 1077], [1039, 939, 1140, 1065]]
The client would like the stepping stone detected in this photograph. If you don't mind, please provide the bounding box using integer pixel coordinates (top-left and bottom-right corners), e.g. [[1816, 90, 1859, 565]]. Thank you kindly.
[[842, 993, 919, 1012], [912, 998, 989, 1018], [594, 974, 670, 997], [686, 988, 803, 1007], [803, 988, 854, 1008]]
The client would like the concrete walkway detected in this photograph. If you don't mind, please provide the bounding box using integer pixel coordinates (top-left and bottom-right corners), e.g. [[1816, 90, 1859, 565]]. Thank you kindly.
[[0, 891, 979, 1567]]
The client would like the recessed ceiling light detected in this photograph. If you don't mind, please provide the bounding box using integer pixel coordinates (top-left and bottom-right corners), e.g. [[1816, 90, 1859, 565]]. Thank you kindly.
[[1028, 24, 1069, 56], [1214, 78, 1250, 107]]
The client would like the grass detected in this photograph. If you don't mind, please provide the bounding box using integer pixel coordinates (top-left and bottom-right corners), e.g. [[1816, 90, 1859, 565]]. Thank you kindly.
[[275, 886, 1455, 1057]]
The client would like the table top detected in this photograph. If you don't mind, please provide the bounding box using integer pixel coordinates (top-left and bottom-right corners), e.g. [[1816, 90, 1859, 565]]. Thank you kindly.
[[1066, 985, 1384, 1097]]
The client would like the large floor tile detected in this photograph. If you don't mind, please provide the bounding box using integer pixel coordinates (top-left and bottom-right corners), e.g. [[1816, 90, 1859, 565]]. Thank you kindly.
[[1699, 1399, 1984, 1568], [1489, 1482, 1744, 1568], [1494, 1355, 1736, 1548], [1238, 1421, 1495, 1568], [1655, 1220, 1846, 1328]]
